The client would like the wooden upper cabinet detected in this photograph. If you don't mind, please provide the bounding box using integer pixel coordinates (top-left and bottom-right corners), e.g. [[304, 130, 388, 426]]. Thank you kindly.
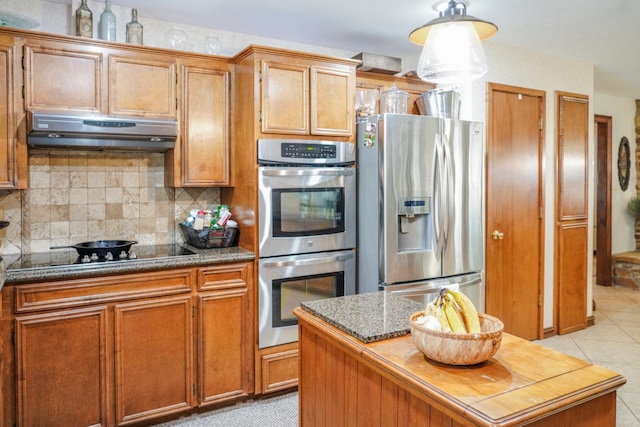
[[24, 39, 177, 119], [108, 51, 177, 119], [311, 65, 354, 136], [24, 39, 103, 113], [0, 34, 27, 189], [356, 71, 434, 116], [260, 58, 354, 137], [169, 57, 229, 187]]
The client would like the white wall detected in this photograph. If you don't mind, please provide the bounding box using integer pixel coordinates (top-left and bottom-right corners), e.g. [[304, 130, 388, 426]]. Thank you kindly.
[[594, 93, 637, 254]]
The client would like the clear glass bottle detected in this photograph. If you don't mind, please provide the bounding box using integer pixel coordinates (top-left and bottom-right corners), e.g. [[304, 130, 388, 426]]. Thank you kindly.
[[99, 0, 116, 42], [126, 8, 143, 45], [75, 0, 93, 38]]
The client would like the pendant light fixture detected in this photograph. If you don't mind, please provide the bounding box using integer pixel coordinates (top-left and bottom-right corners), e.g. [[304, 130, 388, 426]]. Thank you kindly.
[[410, 1, 497, 84]]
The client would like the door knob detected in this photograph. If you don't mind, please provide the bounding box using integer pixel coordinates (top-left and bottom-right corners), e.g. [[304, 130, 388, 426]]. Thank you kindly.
[[492, 230, 504, 240]]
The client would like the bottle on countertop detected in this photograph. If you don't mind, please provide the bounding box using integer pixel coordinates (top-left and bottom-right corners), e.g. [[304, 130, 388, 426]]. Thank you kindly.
[[193, 210, 206, 231], [126, 8, 143, 45], [99, 0, 116, 42], [75, 0, 93, 38], [203, 211, 213, 228]]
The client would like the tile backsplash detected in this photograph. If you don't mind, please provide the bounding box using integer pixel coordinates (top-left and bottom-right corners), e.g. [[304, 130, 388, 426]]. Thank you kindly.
[[0, 150, 220, 255]]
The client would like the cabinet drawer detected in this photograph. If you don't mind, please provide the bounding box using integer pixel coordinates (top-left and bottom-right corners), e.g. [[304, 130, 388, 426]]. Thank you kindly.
[[197, 262, 251, 291], [260, 348, 299, 394], [14, 269, 194, 313]]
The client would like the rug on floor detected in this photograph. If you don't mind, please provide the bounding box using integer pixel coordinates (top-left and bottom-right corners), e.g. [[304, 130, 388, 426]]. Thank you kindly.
[[154, 392, 298, 427]]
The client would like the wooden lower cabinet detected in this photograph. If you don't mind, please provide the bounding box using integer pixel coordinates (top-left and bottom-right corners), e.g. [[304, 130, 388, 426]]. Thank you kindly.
[[255, 342, 299, 395], [15, 306, 110, 427], [197, 262, 253, 406], [114, 295, 194, 425], [2, 262, 255, 427]]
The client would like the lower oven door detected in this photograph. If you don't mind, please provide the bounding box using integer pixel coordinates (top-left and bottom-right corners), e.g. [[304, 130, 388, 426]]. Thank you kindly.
[[258, 249, 356, 348]]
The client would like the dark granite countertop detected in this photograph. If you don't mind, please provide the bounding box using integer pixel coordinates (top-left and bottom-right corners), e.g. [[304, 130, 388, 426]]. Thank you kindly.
[[0, 244, 255, 287], [301, 292, 424, 343]]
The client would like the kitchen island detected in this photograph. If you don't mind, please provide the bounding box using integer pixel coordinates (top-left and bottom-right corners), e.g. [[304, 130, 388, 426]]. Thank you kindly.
[[295, 293, 625, 427]]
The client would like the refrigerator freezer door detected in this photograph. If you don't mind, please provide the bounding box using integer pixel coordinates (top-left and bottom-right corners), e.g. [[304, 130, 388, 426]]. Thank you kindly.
[[441, 120, 485, 277], [383, 272, 485, 313], [358, 114, 441, 288]]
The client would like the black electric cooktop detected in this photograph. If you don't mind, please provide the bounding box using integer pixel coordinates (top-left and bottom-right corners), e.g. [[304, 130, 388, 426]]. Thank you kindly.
[[3, 244, 195, 270]]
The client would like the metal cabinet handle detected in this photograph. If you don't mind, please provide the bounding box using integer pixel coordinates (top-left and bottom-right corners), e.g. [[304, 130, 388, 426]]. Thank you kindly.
[[492, 230, 504, 240]]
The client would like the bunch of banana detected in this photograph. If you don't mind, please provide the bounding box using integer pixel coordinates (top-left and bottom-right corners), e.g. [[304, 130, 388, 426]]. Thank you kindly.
[[421, 288, 481, 334]]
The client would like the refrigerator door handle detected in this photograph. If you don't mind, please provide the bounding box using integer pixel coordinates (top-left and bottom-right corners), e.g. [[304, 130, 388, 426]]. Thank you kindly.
[[441, 133, 454, 249], [432, 134, 445, 259]]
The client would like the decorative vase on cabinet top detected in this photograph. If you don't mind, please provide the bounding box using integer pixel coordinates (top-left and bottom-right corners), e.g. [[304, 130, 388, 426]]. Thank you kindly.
[[75, 0, 93, 38], [126, 8, 143, 45], [99, 0, 116, 41]]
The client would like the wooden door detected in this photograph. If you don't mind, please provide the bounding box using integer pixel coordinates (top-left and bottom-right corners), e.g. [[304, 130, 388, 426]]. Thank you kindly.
[[178, 58, 230, 187], [15, 307, 110, 427], [114, 295, 194, 425], [555, 92, 589, 334], [108, 52, 177, 119], [23, 39, 103, 113], [595, 115, 612, 286], [261, 60, 310, 135], [310, 65, 354, 136], [486, 83, 545, 340]]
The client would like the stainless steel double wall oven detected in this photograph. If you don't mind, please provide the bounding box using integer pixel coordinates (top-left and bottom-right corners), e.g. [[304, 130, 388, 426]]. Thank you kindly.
[[257, 139, 356, 348]]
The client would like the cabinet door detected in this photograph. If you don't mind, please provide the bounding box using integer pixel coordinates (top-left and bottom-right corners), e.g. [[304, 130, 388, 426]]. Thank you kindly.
[[108, 52, 177, 119], [261, 61, 310, 135], [15, 307, 110, 427], [0, 35, 25, 189], [199, 288, 249, 404], [197, 263, 252, 405], [311, 65, 354, 136], [24, 40, 103, 113], [114, 295, 194, 425], [180, 58, 230, 186]]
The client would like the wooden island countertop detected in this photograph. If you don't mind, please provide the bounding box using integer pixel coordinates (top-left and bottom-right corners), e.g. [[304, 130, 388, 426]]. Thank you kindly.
[[294, 296, 625, 427]]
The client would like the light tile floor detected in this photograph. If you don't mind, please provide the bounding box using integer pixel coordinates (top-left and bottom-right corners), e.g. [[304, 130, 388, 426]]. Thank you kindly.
[[535, 284, 640, 426]]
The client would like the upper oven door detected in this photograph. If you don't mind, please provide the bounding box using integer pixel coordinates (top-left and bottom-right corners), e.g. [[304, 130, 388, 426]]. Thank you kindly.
[[258, 166, 356, 258]]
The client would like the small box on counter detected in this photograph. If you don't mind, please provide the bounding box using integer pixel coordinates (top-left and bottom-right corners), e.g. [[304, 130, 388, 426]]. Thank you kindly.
[[180, 223, 238, 249]]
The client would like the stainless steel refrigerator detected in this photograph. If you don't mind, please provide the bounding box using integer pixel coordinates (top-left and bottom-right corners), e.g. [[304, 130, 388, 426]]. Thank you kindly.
[[356, 114, 485, 311]]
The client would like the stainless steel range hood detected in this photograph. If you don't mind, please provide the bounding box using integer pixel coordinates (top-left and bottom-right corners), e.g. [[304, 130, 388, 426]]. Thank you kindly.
[[27, 111, 178, 152]]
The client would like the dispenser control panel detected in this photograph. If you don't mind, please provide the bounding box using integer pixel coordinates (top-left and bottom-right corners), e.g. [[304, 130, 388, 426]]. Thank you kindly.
[[397, 197, 431, 216]]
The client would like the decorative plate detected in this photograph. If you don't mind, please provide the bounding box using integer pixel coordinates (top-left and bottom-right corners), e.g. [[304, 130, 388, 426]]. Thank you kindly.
[[0, 11, 39, 29]]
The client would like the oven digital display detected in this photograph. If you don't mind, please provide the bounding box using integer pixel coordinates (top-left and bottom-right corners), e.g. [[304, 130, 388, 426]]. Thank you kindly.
[[281, 142, 337, 159]]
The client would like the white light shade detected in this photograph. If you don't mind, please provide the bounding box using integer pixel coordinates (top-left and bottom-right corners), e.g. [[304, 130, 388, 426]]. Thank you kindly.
[[416, 21, 489, 84]]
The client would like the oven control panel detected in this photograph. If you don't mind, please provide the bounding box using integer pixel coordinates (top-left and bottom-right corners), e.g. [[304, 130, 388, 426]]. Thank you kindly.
[[281, 142, 336, 159], [257, 139, 355, 166]]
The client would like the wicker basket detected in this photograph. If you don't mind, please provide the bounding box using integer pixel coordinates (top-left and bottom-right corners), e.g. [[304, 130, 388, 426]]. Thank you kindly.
[[179, 223, 238, 249], [409, 311, 504, 366]]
